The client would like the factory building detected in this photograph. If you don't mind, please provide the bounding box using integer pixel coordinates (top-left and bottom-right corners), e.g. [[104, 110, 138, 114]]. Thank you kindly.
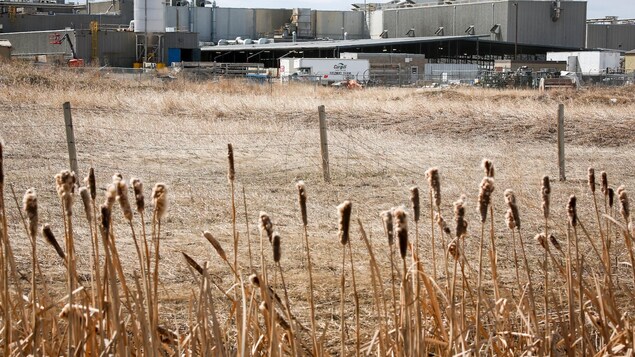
[[586, 17, 635, 51], [0, 0, 624, 74]]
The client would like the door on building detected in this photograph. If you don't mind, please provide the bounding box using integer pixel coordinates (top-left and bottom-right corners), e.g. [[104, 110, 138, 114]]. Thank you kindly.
[[411, 66, 419, 84]]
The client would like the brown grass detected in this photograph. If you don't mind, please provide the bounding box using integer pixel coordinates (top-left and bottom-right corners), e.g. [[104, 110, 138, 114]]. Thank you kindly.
[[1, 62, 635, 355]]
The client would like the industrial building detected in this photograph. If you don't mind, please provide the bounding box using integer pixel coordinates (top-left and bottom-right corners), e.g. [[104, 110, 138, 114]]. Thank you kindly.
[[0, 0, 631, 80], [586, 17, 635, 51]]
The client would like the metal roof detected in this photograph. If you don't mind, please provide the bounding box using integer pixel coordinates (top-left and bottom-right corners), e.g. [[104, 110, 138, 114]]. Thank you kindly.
[[201, 35, 489, 52]]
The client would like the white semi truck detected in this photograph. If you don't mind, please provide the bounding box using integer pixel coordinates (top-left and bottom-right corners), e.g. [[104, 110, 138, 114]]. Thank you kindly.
[[280, 58, 370, 83]]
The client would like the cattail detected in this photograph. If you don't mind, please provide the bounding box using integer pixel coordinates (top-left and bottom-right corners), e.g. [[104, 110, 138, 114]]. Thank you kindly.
[[227, 143, 235, 182], [88, 167, 96, 201], [617, 186, 630, 222], [337, 201, 352, 246], [381, 209, 394, 245], [297, 181, 308, 226], [112, 173, 123, 183], [272, 232, 281, 263], [393, 207, 408, 259], [100, 204, 111, 233], [601, 171, 608, 195], [410, 186, 420, 223], [259, 212, 273, 242], [588, 168, 596, 193], [182, 252, 203, 275], [104, 184, 117, 209], [505, 209, 516, 230], [203, 231, 227, 262], [454, 198, 468, 238], [567, 195, 578, 227], [79, 187, 92, 224], [116, 180, 133, 222], [550, 234, 561, 252], [541, 176, 551, 219], [425, 167, 441, 209], [152, 183, 168, 220], [478, 177, 495, 223], [435, 212, 451, 235], [0, 140, 4, 185], [608, 188, 615, 208], [448, 238, 460, 260], [42, 224, 65, 259], [534, 233, 547, 249], [23, 188, 38, 239], [504, 189, 521, 230], [131, 178, 145, 213], [55, 170, 76, 216], [482, 158, 495, 177]]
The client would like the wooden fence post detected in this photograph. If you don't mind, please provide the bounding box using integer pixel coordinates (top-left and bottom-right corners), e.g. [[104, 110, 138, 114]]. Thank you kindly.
[[63, 102, 79, 177], [318, 105, 331, 182], [557, 103, 565, 181]]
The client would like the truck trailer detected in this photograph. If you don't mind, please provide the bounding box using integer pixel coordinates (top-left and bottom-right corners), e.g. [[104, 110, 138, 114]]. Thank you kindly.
[[280, 58, 370, 83]]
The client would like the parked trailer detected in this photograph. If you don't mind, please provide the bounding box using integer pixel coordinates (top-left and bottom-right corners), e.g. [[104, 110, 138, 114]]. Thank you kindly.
[[280, 58, 370, 83]]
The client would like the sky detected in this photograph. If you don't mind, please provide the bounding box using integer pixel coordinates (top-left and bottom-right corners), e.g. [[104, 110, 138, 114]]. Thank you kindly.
[[212, 0, 635, 19]]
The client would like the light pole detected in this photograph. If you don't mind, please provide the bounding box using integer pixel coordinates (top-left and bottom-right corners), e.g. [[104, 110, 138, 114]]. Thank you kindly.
[[514, 2, 518, 60]]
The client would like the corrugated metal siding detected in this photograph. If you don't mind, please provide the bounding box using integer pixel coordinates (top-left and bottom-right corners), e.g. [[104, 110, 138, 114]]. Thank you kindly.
[[507, 1, 586, 48], [376, 0, 584, 47], [587, 24, 635, 51]]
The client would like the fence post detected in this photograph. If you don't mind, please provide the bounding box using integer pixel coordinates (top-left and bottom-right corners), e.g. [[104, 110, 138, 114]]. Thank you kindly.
[[63, 102, 80, 177], [318, 105, 331, 182], [557, 103, 566, 181]]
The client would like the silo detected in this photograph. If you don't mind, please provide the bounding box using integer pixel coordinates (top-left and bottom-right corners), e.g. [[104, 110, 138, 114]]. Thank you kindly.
[[134, 0, 166, 33]]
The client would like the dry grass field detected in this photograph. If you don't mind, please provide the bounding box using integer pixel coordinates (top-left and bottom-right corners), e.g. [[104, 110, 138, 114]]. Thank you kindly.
[[1, 62, 635, 355]]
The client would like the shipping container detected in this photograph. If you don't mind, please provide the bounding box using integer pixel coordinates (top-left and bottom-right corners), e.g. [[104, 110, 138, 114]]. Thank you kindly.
[[546, 51, 621, 75]]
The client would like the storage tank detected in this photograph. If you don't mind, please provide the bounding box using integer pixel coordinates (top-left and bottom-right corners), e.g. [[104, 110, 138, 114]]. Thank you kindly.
[[134, 0, 166, 33]]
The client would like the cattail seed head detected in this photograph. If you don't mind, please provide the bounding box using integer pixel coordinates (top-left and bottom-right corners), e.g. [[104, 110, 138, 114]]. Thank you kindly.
[[88, 167, 96, 200], [116, 179, 133, 222], [55, 170, 76, 216], [272, 233, 281, 263], [104, 183, 117, 209], [601, 171, 608, 195], [478, 177, 495, 223], [448, 238, 460, 260], [454, 198, 468, 238], [227, 143, 235, 182], [100, 204, 111, 236], [482, 158, 495, 177], [541, 176, 551, 220], [131, 178, 145, 213], [588, 168, 596, 193], [381, 209, 394, 245], [608, 188, 615, 208], [534, 233, 547, 249], [393, 207, 408, 259], [567, 195, 578, 227], [22, 188, 38, 239], [410, 186, 421, 223], [203, 231, 228, 262], [504, 189, 521, 230], [79, 187, 92, 224], [42, 224, 65, 259], [425, 167, 441, 208], [338, 201, 352, 246], [296, 181, 308, 226], [259, 212, 273, 242], [435, 212, 451, 235], [152, 183, 168, 220], [505, 209, 516, 230], [617, 186, 630, 222], [550, 234, 561, 252], [182, 252, 203, 275]]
